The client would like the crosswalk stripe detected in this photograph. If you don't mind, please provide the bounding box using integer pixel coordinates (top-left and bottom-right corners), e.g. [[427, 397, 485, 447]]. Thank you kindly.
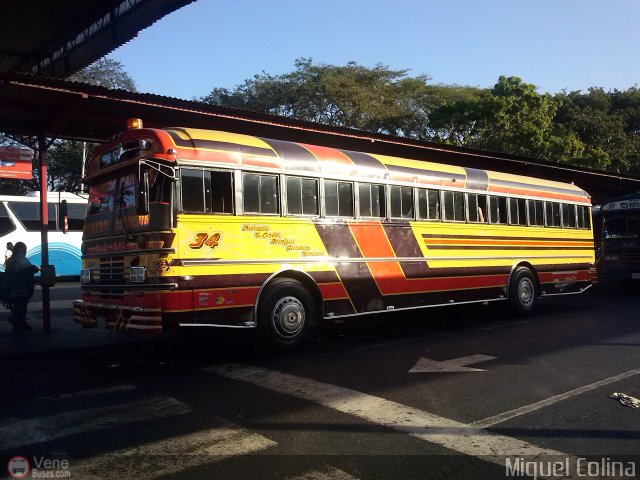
[[0, 396, 192, 451], [39, 385, 137, 401], [208, 365, 586, 478], [71, 421, 277, 480], [288, 466, 360, 480]]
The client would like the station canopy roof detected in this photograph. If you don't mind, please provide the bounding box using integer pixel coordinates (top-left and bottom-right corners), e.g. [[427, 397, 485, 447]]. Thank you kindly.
[[1, 73, 639, 205], [0, 0, 195, 78]]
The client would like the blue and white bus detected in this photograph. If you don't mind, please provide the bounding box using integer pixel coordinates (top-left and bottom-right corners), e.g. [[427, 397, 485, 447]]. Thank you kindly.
[[0, 192, 87, 276]]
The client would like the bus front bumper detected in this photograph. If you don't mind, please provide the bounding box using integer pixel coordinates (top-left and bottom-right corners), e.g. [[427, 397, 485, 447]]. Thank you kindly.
[[73, 300, 163, 333]]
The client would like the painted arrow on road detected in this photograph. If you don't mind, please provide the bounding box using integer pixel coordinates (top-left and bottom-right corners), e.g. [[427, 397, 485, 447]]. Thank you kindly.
[[409, 354, 497, 373]]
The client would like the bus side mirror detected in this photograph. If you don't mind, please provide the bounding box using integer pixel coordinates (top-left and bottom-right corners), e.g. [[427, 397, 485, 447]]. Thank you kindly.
[[136, 170, 150, 216], [58, 200, 68, 234]]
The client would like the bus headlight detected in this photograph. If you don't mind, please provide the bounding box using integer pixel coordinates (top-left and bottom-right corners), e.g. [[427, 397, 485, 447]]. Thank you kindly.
[[80, 269, 91, 284], [130, 266, 146, 283]]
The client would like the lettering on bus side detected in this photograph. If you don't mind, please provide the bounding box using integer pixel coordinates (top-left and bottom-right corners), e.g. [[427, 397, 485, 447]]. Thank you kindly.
[[189, 232, 221, 250]]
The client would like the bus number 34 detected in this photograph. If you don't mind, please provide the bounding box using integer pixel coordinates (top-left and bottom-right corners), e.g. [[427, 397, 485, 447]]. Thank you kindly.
[[189, 232, 221, 250]]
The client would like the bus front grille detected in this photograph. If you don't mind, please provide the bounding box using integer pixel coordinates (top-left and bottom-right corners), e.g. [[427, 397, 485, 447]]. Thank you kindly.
[[98, 256, 125, 299]]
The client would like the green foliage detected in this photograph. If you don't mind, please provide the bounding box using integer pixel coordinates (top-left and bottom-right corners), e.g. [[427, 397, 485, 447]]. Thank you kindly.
[[68, 58, 137, 92], [204, 59, 640, 175]]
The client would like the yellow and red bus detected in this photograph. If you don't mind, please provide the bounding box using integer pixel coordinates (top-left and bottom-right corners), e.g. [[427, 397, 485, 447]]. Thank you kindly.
[[74, 121, 596, 349]]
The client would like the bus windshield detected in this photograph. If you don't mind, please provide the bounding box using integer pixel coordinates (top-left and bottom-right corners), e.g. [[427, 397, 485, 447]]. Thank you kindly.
[[604, 216, 640, 239], [84, 169, 172, 239]]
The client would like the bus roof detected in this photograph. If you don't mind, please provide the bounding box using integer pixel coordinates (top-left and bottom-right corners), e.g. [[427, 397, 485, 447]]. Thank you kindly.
[[90, 127, 591, 204], [602, 192, 640, 212]]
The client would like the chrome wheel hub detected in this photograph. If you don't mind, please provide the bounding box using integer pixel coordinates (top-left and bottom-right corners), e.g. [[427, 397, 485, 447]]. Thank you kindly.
[[271, 296, 305, 338], [517, 277, 535, 307]]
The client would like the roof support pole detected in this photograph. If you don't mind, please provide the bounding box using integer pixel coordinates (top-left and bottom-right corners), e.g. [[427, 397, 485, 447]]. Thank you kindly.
[[37, 133, 51, 333]]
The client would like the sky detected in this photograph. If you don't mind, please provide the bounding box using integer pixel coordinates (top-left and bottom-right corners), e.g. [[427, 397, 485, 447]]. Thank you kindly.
[[108, 0, 640, 100]]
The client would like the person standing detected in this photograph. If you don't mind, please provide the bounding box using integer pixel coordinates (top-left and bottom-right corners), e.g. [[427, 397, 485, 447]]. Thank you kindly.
[[4, 242, 38, 331], [4, 241, 12, 266]]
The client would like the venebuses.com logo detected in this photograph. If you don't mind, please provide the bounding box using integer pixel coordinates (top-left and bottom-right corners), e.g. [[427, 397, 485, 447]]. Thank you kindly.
[[6, 456, 71, 478], [7, 456, 30, 479]]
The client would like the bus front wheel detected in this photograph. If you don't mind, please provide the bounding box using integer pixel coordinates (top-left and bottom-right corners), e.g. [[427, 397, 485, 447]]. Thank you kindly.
[[257, 278, 316, 350], [508, 267, 538, 315]]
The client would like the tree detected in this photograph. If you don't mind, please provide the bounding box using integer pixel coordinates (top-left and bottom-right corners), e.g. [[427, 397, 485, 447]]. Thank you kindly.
[[204, 58, 482, 139], [68, 58, 137, 91], [554, 88, 640, 173], [204, 64, 588, 166]]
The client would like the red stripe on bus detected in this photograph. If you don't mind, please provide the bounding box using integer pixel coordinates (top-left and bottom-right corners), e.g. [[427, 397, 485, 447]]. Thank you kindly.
[[298, 143, 357, 175], [161, 287, 260, 312], [489, 185, 587, 203], [424, 238, 593, 247], [538, 270, 593, 283], [174, 147, 242, 165], [318, 282, 350, 300]]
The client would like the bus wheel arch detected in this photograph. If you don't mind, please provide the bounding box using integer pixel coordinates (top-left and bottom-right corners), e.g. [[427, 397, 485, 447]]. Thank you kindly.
[[255, 271, 322, 350], [507, 262, 540, 315]]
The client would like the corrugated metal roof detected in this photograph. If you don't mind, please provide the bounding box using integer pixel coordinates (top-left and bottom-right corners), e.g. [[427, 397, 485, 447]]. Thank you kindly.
[[0, 0, 194, 77], [0, 73, 638, 204]]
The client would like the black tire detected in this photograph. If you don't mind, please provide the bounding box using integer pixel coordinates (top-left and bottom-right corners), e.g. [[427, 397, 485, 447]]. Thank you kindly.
[[508, 267, 538, 315], [257, 278, 317, 350]]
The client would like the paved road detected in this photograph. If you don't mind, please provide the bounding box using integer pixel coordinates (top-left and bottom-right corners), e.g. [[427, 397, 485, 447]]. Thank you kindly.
[[1, 286, 639, 479]]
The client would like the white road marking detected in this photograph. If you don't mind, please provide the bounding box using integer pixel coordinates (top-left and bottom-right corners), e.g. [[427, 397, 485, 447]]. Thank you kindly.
[[470, 366, 640, 428], [207, 364, 584, 476], [288, 466, 360, 480], [46, 384, 137, 400], [71, 421, 277, 480], [0, 396, 192, 450], [409, 354, 497, 373]]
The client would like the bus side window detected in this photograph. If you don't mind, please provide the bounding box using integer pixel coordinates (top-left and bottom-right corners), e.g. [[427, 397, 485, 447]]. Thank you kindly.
[[287, 177, 318, 216], [529, 200, 545, 226], [489, 196, 507, 224], [561, 204, 577, 228], [0, 203, 15, 236], [208, 170, 234, 214], [418, 189, 440, 220], [66, 203, 86, 231], [577, 206, 590, 229], [390, 185, 413, 219], [244, 173, 279, 214], [468, 194, 487, 223], [181, 168, 205, 212], [359, 183, 385, 218], [509, 198, 527, 226], [8, 202, 56, 231], [324, 180, 354, 217], [545, 202, 561, 227], [443, 191, 465, 222]]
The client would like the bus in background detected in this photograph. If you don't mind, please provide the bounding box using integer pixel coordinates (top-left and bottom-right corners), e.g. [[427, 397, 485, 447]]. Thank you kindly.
[[599, 193, 640, 283], [0, 192, 87, 276], [74, 120, 596, 349]]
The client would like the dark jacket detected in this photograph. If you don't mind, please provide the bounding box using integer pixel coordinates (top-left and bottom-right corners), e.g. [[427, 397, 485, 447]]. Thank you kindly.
[[4, 254, 38, 301]]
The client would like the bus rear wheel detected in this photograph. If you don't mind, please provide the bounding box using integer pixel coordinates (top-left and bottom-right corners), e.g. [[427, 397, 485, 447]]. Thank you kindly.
[[509, 267, 538, 315], [257, 278, 316, 350]]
